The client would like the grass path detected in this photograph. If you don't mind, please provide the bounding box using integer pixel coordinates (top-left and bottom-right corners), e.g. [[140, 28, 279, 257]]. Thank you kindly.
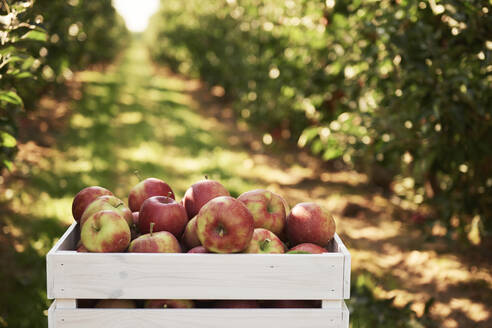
[[1, 42, 491, 328]]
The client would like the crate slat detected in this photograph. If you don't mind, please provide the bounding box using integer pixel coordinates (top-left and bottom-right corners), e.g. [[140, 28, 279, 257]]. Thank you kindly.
[[47, 223, 79, 299], [49, 251, 344, 299], [334, 233, 351, 299], [52, 308, 344, 328]]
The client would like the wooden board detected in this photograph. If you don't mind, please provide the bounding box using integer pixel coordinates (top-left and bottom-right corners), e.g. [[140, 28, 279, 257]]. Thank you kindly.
[[50, 306, 347, 328], [47, 223, 351, 300]]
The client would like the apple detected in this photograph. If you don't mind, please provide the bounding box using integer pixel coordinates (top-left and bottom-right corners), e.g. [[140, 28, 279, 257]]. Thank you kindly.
[[281, 197, 290, 216], [244, 228, 284, 254], [214, 300, 259, 308], [132, 212, 139, 226], [181, 216, 201, 249], [286, 202, 336, 247], [264, 300, 320, 308], [183, 179, 230, 219], [95, 299, 136, 308], [288, 243, 328, 254], [80, 195, 132, 227], [72, 186, 113, 222], [77, 244, 89, 252], [130, 212, 140, 240], [196, 196, 254, 253], [128, 223, 181, 253], [237, 189, 287, 236], [187, 246, 208, 253], [145, 299, 194, 308], [81, 210, 131, 252], [128, 178, 175, 212], [138, 196, 188, 238]]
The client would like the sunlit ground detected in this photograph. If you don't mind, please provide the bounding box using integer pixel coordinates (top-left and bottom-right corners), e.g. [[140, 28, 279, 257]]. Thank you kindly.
[[1, 42, 491, 328]]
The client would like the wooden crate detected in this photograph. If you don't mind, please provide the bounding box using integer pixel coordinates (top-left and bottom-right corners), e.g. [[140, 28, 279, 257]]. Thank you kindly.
[[47, 222, 351, 328]]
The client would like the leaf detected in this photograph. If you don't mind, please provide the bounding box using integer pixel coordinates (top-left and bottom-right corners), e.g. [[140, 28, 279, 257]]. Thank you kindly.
[[322, 147, 343, 160], [13, 71, 33, 79], [2, 159, 14, 171], [21, 30, 47, 42], [1, 131, 17, 148], [0, 91, 23, 106]]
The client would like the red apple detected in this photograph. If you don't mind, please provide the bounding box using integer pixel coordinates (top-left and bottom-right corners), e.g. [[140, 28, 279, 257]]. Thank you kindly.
[[80, 195, 132, 227], [264, 300, 320, 308], [288, 243, 328, 254], [196, 196, 254, 253], [72, 186, 113, 222], [187, 246, 208, 253], [138, 196, 188, 238], [130, 212, 140, 240], [128, 223, 181, 253], [214, 300, 259, 308], [95, 299, 136, 308], [181, 216, 201, 249], [81, 210, 131, 252], [144, 300, 194, 308], [237, 189, 287, 236], [132, 212, 139, 226], [286, 202, 336, 247], [77, 244, 89, 252], [183, 179, 230, 219], [128, 178, 175, 212], [244, 228, 284, 254]]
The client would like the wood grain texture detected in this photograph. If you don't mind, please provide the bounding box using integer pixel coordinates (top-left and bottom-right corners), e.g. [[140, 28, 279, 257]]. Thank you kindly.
[[49, 252, 344, 299], [52, 308, 344, 328]]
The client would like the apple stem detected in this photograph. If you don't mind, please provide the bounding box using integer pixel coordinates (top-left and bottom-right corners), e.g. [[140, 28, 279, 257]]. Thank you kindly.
[[150, 222, 155, 236], [204, 175, 208, 180], [168, 191, 173, 197], [133, 170, 143, 181], [116, 202, 124, 208], [260, 238, 271, 251]]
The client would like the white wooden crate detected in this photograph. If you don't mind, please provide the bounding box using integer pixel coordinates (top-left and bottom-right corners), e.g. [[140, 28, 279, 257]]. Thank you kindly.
[[47, 222, 351, 328]]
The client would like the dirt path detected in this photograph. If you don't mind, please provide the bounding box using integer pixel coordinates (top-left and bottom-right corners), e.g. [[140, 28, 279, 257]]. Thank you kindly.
[[1, 43, 490, 328]]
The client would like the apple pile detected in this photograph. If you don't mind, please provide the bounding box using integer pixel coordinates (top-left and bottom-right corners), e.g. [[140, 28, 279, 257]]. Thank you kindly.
[[73, 177, 336, 254]]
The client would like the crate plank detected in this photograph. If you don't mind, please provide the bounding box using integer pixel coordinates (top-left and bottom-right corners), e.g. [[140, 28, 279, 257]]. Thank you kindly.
[[48, 301, 56, 328], [334, 233, 351, 299], [342, 301, 350, 328], [49, 251, 344, 299], [53, 308, 343, 328], [47, 223, 78, 299]]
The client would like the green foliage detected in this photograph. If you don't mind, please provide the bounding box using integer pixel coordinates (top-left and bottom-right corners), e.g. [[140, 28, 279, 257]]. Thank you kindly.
[[148, 0, 492, 242], [20, 0, 129, 108], [1, 0, 46, 171], [0, 0, 128, 172]]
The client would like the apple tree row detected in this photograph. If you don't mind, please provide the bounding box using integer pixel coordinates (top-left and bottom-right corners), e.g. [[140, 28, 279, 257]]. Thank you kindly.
[[0, 0, 128, 171], [147, 0, 492, 244]]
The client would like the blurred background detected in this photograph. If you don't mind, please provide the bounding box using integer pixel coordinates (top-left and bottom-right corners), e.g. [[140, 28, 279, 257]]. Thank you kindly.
[[0, 0, 490, 327]]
